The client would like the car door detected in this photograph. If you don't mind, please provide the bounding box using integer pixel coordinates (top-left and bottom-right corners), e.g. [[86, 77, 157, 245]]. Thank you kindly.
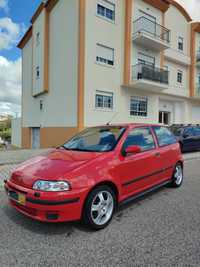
[[182, 127, 195, 152], [193, 127, 200, 150], [117, 127, 164, 199], [152, 126, 179, 180]]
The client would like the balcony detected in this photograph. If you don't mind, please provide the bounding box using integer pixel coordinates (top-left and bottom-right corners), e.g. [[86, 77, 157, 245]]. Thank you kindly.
[[130, 63, 169, 92], [132, 17, 171, 51]]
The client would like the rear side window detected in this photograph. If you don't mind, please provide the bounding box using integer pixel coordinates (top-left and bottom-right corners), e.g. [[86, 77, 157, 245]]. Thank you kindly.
[[153, 126, 177, 147], [193, 127, 200, 136], [123, 127, 155, 152]]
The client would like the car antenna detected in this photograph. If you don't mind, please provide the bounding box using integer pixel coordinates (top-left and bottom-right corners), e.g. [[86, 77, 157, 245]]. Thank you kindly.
[[106, 112, 119, 126]]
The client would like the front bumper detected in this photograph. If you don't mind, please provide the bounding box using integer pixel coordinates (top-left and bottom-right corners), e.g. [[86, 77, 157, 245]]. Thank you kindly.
[[4, 180, 88, 222]]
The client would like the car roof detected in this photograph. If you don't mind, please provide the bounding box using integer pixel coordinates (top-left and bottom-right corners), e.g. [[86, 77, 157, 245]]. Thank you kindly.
[[94, 123, 163, 128]]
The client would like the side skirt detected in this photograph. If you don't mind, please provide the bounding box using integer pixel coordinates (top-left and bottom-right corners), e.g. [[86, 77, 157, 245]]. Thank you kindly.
[[118, 180, 171, 208]]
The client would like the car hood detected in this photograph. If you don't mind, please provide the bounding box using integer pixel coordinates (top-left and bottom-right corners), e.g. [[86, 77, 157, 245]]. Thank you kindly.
[[10, 149, 103, 189]]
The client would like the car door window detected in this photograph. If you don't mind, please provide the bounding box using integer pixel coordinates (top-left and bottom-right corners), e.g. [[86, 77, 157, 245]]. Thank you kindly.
[[183, 127, 194, 137], [193, 127, 200, 136], [123, 127, 155, 152], [153, 126, 177, 147]]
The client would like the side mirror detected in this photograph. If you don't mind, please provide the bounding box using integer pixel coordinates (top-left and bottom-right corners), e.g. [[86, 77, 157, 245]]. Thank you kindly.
[[125, 145, 141, 155]]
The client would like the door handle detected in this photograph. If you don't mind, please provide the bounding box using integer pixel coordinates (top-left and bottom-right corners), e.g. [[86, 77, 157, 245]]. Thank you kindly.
[[155, 152, 161, 158]]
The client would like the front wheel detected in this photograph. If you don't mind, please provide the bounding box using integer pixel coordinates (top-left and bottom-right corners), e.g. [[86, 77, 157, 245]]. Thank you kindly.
[[82, 185, 116, 230], [170, 163, 183, 188]]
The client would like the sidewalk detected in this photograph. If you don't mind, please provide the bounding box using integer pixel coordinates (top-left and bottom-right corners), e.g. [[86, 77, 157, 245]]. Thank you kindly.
[[0, 148, 50, 165]]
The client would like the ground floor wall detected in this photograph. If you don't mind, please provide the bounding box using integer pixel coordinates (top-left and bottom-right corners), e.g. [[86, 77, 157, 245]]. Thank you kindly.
[[84, 87, 200, 127], [22, 127, 79, 149]]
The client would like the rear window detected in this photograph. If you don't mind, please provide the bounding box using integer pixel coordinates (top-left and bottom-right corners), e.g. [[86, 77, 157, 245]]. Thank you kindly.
[[153, 126, 177, 147], [193, 127, 200, 136]]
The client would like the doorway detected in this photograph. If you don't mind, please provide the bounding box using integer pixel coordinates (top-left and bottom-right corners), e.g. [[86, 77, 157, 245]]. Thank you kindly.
[[159, 111, 171, 125], [32, 127, 40, 149]]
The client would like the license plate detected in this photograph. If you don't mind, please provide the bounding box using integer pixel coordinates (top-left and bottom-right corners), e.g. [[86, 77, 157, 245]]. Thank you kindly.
[[18, 193, 26, 205]]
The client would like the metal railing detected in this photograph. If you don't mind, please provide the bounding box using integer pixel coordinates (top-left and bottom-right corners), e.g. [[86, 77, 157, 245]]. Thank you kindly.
[[133, 16, 171, 43], [132, 63, 169, 85]]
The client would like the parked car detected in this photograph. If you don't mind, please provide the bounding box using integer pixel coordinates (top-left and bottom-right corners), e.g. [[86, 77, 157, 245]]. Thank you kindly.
[[4, 124, 183, 230], [170, 124, 200, 153]]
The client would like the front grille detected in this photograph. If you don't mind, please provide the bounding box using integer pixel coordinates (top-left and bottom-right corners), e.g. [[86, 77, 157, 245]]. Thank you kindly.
[[8, 191, 19, 201]]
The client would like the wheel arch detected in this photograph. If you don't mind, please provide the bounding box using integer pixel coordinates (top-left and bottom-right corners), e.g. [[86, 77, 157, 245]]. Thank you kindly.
[[82, 180, 120, 217]]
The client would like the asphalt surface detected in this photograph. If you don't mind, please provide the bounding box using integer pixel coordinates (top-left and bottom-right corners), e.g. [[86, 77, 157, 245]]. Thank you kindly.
[[0, 159, 200, 267]]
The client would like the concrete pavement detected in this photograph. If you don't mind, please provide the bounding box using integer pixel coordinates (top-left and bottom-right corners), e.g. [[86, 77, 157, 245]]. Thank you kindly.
[[0, 159, 200, 266]]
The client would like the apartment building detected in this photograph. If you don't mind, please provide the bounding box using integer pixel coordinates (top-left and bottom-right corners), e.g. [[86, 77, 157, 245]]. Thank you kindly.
[[18, 0, 200, 148]]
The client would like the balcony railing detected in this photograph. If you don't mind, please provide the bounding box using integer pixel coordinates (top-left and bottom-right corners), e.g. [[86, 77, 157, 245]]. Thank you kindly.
[[133, 16, 171, 43], [132, 63, 169, 85]]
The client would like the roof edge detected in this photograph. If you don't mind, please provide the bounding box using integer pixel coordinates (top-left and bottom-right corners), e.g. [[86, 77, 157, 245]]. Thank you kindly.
[[17, 26, 32, 49]]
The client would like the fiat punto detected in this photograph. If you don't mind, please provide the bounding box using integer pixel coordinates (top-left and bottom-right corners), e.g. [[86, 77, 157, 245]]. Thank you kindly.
[[4, 124, 183, 230]]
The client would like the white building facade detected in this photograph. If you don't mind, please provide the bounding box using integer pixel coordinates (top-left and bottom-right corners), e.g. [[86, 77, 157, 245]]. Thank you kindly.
[[19, 0, 200, 148]]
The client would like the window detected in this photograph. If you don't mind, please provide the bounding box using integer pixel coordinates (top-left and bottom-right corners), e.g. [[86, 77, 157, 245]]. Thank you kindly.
[[97, 0, 115, 21], [193, 127, 200, 136], [138, 52, 155, 67], [62, 126, 126, 152], [36, 66, 40, 79], [96, 44, 114, 66], [95, 91, 113, 109], [130, 96, 148, 117], [153, 126, 177, 147], [183, 127, 194, 137], [178, 37, 184, 51], [36, 32, 40, 46], [177, 70, 183, 83], [40, 100, 43, 111], [123, 127, 155, 152]]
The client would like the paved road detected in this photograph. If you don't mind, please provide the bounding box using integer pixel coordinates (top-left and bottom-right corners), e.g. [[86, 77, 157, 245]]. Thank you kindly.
[[0, 159, 200, 266]]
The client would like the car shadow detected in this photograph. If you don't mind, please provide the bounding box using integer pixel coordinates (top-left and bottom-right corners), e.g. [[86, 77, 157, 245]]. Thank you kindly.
[[2, 204, 91, 235]]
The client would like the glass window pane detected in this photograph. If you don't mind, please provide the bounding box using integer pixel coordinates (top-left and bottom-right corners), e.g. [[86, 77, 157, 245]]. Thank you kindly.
[[153, 126, 177, 146], [123, 127, 155, 151]]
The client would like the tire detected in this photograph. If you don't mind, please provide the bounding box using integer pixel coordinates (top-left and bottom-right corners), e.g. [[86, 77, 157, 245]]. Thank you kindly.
[[170, 163, 183, 188], [82, 185, 116, 230]]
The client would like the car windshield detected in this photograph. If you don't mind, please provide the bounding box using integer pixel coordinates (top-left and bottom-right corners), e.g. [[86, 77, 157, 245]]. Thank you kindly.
[[62, 126, 126, 152], [171, 127, 182, 136]]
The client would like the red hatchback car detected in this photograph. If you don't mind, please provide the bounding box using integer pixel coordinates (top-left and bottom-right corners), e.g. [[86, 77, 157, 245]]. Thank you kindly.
[[4, 124, 183, 230]]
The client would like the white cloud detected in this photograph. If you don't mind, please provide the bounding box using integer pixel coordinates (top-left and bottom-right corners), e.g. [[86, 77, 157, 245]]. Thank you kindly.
[[0, 0, 8, 12], [0, 17, 23, 50], [0, 56, 21, 116]]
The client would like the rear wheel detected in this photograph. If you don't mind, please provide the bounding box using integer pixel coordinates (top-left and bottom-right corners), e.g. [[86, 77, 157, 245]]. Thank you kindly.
[[82, 185, 116, 230], [170, 163, 183, 188]]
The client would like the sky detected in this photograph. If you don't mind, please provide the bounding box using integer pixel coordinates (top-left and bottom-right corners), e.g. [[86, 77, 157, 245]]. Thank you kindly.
[[0, 0, 200, 117]]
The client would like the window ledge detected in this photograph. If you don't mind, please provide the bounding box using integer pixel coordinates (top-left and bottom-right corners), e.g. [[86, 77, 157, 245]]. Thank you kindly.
[[94, 108, 114, 113], [95, 61, 115, 69], [95, 14, 116, 25]]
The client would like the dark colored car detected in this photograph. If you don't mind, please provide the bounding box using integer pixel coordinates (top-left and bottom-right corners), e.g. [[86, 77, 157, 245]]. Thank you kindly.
[[170, 124, 200, 153]]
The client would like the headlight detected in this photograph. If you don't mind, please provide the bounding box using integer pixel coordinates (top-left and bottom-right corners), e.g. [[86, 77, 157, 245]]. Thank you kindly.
[[33, 180, 70, 192]]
